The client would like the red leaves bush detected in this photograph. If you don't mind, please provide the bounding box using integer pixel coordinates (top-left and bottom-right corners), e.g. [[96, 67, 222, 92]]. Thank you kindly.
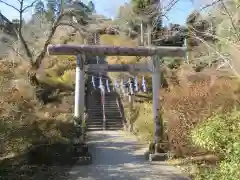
[[162, 71, 240, 157]]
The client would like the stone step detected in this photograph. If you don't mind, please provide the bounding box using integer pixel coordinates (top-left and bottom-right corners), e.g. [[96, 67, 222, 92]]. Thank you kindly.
[[105, 128, 123, 131], [88, 110, 120, 113], [88, 110, 102, 112], [104, 109, 121, 114], [89, 101, 101, 103], [104, 106, 119, 108], [86, 121, 103, 125], [88, 103, 101, 106], [88, 111, 103, 114], [88, 117, 104, 119], [88, 118, 104, 121], [104, 115, 122, 118], [87, 126, 123, 131], [86, 121, 103, 124], [104, 107, 119, 109], [106, 126, 123, 129], [86, 118, 102, 121], [104, 105, 118, 107], [87, 118, 122, 122], [104, 110, 121, 112], [88, 106, 103, 108], [104, 111, 121, 113], [87, 119, 122, 122], [88, 116, 106, 119], [104, 113, 122, 116], [90, 103, 118, 106], [87, 127, 104, 131], [104, 116, 122, 119], [106, 120, 123, 122], [87, 123, 122, 127], [106, 119, 123, 122], [88, 119, 122, 122], [87, 114, 103, 116], [106, 122, 123, 124], [88, 111, 102, 113], [88, 109, 119, 111], [87, 124, 103, 127], [90, 115, 122, 117], [107, 122, 123, 124]]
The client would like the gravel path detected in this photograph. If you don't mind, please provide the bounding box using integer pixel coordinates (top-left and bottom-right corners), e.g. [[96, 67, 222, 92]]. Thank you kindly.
[[68, 131, 189, 180]]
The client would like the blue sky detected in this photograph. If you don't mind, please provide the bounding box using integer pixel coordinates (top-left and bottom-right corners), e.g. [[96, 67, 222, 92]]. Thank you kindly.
[[0, 0, 198, 25]]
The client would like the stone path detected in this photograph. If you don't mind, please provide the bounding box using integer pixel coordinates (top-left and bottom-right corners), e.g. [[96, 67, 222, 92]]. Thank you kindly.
[[68, 130, 190, 180]]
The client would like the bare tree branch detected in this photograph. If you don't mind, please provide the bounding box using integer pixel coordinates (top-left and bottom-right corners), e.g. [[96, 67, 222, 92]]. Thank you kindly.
[[5, 43, 26, 60], [199, 0, 221, 12], [22, 0, 38, 12], [33, 10, 81, 70], [33, 20, 64, 69], [189, 24, 240, 49], [219, 0, 240, 41], [0, 0, 20, 12], [0, 0, 91, 78], [18, 0, 34, 64], [189, 30, 240, 78], [162, 0, 180, 15]]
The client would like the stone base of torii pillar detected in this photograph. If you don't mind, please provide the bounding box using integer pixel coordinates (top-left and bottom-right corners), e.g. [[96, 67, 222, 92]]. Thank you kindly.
[[146, 142, 169, 161]]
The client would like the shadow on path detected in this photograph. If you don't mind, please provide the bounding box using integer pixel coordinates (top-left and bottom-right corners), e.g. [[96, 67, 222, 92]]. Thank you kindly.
[[69, 131, 190, 180]]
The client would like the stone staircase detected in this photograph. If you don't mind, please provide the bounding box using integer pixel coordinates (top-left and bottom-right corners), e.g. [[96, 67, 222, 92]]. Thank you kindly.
[[86, 85, 124, 131], [85, 32, 123, 131], [104, 92, 123, 130]]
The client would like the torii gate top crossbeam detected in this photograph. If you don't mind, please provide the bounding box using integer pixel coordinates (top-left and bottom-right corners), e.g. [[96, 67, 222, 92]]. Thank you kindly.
[[47, 44, 186, 57]]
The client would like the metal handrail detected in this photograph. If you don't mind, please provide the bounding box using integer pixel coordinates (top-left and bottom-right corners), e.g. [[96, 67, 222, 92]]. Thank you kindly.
[[100, 88, 106, 130]]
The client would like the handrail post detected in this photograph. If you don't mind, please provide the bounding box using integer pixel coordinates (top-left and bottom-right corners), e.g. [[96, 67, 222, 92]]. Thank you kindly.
[[99, 76, 106, 130], [100, 87, 106, 130], [128, 78, 134, 132]]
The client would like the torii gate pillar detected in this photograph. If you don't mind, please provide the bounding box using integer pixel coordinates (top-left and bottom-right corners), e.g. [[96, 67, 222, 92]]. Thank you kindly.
[[149, 55, 167, 161], [73, 54, 85, 141]]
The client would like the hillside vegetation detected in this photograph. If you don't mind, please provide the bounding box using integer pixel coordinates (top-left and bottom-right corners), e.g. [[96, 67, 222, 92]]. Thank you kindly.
[[0, 25, 82, 179], [101, 1, 240, 179], [0, 0, 240, 179]]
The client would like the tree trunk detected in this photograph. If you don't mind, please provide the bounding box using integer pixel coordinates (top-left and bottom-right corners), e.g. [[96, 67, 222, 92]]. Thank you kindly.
[[28, 68, 39, 86]]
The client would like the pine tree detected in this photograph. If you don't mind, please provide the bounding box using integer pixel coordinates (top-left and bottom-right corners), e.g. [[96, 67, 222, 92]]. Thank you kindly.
[[131, 0, 161, 45], [46, 0, 57, 21], [88, 1, 96, 13], [34, 0, 45, 15]]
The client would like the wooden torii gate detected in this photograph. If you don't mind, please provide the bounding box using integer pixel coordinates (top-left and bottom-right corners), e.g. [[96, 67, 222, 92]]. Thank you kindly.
[[47, 44, 186, 160]]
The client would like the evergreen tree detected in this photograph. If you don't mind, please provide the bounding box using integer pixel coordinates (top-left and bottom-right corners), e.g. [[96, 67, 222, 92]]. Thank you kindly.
[[131, 0, 161, 44], [34, 0, 45, 15], [88, 1, 96, 13], [46, 0, 57, 21]]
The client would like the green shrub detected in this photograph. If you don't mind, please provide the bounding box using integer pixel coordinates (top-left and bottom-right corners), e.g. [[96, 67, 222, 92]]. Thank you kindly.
[[162, 57, 183, 69], [191, 109, 240, 180]]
